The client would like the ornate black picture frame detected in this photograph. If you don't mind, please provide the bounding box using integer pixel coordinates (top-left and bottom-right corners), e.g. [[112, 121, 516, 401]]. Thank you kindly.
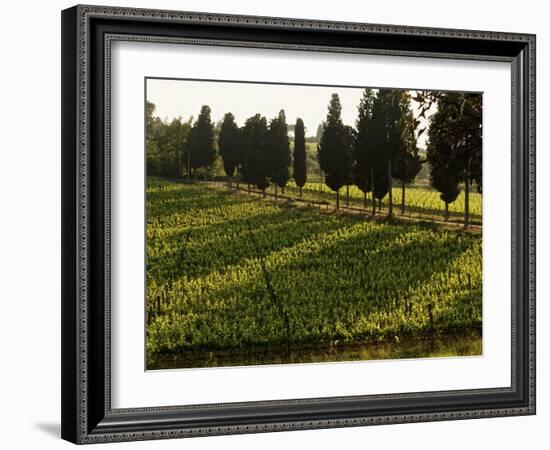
[[61, 4, 536, 444]]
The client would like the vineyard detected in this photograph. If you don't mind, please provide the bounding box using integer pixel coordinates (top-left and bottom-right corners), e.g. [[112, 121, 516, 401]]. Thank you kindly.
[[146, 177, 482, 369], [225, 178, 482, 225]]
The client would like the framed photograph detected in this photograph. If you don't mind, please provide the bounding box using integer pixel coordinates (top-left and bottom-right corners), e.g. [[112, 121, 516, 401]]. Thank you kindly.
[[61, 4, 536, 444]]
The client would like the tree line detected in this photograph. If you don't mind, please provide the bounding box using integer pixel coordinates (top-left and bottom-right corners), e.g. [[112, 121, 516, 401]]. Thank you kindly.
[[422, 91, 482, 227], [146, 88, 482, 227], [146, 103, 217, 179]]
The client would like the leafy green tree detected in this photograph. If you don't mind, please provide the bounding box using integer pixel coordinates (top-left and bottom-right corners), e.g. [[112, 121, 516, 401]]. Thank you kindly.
[[184, 105, 216, 178], [150, 117, 191, 178], [317, 94, 353, 209], [145, 101, 161, 175], [447, 93, 482, 227], [145, 101, 156, 136], [414, 91, 482, 227], [268, 110, 291, 197], [293, 118, 307, 196], [353, 89, 375, 208], [218, 112, 240, 183]]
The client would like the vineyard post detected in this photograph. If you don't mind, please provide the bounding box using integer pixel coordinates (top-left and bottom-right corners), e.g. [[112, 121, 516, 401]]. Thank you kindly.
[[387, 159, 393, 217], [187, 149, 190, 181], [319, 172, 323, 209], [428, 303, 434, 333], [464, 163, 470, 229], [370, 169, 376, 217], [401, 179, 406, 214]]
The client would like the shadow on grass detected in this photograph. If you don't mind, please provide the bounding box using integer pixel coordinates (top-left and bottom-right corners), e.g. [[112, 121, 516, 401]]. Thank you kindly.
[[147, 204, 359, 282], [147, 217, 480, 368], [149, 329, 482, 369]]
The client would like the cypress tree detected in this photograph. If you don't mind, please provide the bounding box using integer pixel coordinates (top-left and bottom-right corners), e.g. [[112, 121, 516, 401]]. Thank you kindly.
[[367, 93, 390, 211], [343, 125, 356, 207], [317, 94, 353, 209], [232, 126, 247, 188], [353, 89, 375, 208], [426, 102, 462, 221], [382, 89, 407, 217], [315, 123, 324, 142], [239, 122, 252, 190], [184, 105, 216, 178], [392, 94, 421, 214], [448, 93, 482, 228], [366, 89, 415, 217], [293, 118, 307, 196], [242, 114, 269, 195], [269, 110, 291, 197], [218, 112, 240, 183]]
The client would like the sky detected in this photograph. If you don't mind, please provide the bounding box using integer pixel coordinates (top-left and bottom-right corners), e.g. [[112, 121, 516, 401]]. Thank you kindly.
[[146, 78, 434, 148]]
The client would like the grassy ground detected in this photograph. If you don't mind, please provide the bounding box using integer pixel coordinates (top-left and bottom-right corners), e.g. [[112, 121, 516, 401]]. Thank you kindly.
[[146, 177, 482, 369], [149, 330, 482, 369]]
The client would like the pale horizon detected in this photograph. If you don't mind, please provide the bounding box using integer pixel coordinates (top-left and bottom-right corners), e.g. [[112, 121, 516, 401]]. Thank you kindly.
[[146, 78, 435, 148]]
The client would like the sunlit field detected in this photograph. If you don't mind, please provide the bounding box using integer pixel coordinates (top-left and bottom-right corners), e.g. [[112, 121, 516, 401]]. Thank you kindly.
[[255, 178, 482, 225], [146, 177, 482, 369]]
